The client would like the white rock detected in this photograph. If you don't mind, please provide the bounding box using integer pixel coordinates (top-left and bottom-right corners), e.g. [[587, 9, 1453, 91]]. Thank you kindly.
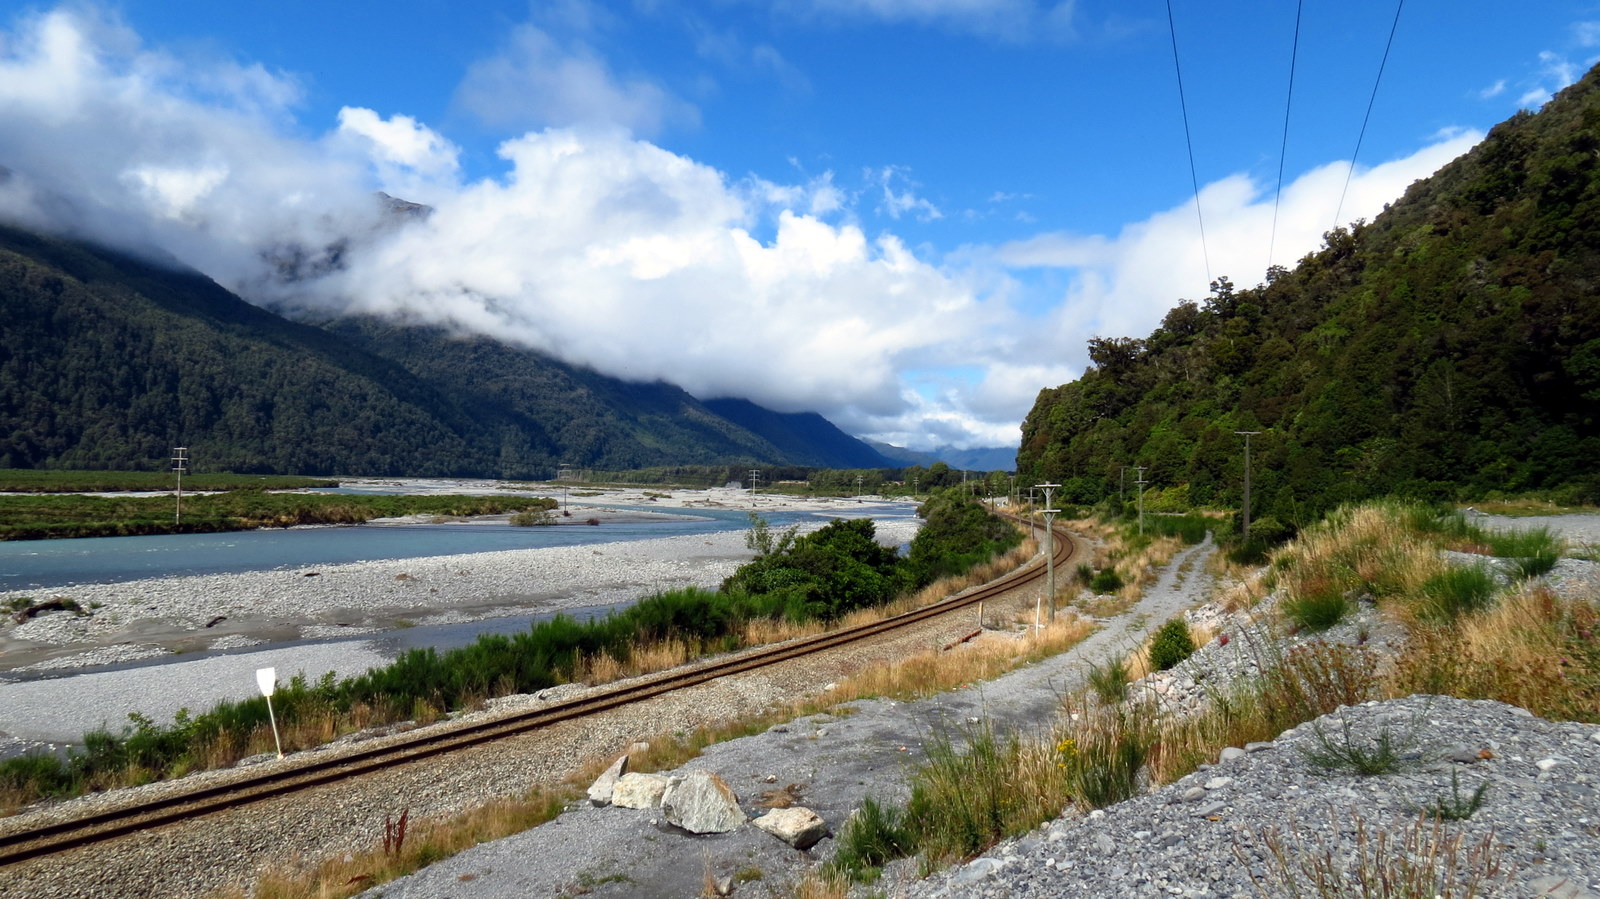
[[586, 755, 628, 806], [662, 771, 746, 834], [611, 773, 675, 809], [753, 806, 829, 849], [1204, 777, 1232, 790], [1536, 758, 1563, 772], [1219, 747, 1246, 762]]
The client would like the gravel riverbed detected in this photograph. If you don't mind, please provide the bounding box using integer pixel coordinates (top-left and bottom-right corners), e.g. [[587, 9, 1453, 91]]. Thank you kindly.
[[0, 489, 918, 756]]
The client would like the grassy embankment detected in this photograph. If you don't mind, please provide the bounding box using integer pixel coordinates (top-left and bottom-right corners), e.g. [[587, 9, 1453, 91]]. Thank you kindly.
[[810, 501, 1593, 896], [0, 492, 558, 541], [0, 494, 1018, 814]]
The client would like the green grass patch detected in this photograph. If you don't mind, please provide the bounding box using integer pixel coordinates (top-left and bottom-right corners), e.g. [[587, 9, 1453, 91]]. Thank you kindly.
[[0, 492, 557, 540], [1281, 589, 1351, 632], [1483, 527, 1562, 578], [1418, 565, 1497, 622], [0, 469, 338, 493]]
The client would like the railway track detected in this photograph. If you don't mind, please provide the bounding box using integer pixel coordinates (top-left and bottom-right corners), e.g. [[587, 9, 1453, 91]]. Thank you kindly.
[[0, 514, 1075, 869]]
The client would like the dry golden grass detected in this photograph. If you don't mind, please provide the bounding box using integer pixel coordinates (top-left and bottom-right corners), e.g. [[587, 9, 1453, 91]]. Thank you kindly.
[[1390, 584, 1600, 722], [791, 869, 851, 899], [1280, 504, 1447, 610], [224, 790, 570, 899], [821, 613, 1096, 707], [573, 637, 699, 684]]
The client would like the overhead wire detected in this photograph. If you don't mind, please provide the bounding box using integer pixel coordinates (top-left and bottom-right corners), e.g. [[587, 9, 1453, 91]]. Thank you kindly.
[[1334, 0, 1406, 230], [1267, 0, 1304, 273], [1164, 0, 1212, 288]]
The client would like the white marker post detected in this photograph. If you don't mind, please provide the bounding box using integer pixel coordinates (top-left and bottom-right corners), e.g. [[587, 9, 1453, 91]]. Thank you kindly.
[[256, 667, 284, 760]]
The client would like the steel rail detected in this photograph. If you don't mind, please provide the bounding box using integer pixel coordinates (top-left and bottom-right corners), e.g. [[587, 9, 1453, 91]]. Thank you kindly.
[[0, 513, 1073, 867]]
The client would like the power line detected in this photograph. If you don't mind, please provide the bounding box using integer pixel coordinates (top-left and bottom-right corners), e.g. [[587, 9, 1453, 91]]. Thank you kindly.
[[1267, 0, 1304, 273], [1334, 0, 1406, 230], [1165, 0, 1211, 287]]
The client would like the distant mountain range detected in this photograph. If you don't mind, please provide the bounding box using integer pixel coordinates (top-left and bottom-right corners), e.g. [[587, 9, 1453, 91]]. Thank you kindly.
[[868, 441, 1016, 473], [0, 223, 924, 477]]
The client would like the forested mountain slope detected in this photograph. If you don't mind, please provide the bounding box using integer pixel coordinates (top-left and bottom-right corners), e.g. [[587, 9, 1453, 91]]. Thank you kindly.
[[0, 225, 887, 477], [700, 397, 897, 469], [1018, 63, 1600, 522]]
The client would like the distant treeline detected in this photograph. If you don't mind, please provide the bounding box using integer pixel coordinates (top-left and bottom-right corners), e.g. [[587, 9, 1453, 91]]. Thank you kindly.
[[0, 469, 337, 493]]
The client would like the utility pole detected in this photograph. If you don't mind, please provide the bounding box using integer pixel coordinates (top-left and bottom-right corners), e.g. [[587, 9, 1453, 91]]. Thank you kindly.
[[1134, 466, 1147, 537], [1235, 431, 1261, 536], [1035, 482, 1061, 628], [855, 473, 864, 501], [1119, 466, 1127, 509], [748, 469, 761, 506], [172, 446, 188, 525], [556, 462, 572, 510]]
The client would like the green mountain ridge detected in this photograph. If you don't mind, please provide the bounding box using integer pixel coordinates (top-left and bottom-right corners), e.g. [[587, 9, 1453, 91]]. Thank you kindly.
[[0, 225, 893, 477], [1017, 62, 1600, 520]]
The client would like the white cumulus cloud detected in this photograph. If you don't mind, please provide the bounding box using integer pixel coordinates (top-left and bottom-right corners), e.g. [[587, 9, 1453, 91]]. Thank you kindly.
[[453, 23, 699, 136], [993, 131, 1483, 368]]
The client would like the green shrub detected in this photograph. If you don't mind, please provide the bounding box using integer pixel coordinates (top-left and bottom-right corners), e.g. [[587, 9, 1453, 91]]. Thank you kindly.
[[1089, 568, 1123, 594], [1282, 589, 1351, 632], [0, 753, 80, 798], [1074, 563, 1093, 585], [1418, 565, 1497, 622], [1147, 618, 1195, 671], [828, 796, 912, 882], [1143, 514, 1211, 544]]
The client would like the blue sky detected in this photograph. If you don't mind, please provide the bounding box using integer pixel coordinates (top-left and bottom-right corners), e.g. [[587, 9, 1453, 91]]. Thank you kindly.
[[0, 1, 1593, 451]]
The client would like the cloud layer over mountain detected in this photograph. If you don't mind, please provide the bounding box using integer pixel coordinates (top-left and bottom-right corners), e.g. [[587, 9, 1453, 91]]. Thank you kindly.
[[0, 6, 1487, 450]]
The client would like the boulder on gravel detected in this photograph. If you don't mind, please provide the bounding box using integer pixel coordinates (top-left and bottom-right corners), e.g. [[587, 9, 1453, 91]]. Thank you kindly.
[[587, 755, 629, 806], [753, 806, 829, 849], [611, 773, 676, 809], [662, 771, 746, 834]]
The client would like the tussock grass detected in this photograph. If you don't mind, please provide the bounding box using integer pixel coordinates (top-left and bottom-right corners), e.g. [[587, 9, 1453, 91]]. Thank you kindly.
[[1392, 585, 1600, 721]]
